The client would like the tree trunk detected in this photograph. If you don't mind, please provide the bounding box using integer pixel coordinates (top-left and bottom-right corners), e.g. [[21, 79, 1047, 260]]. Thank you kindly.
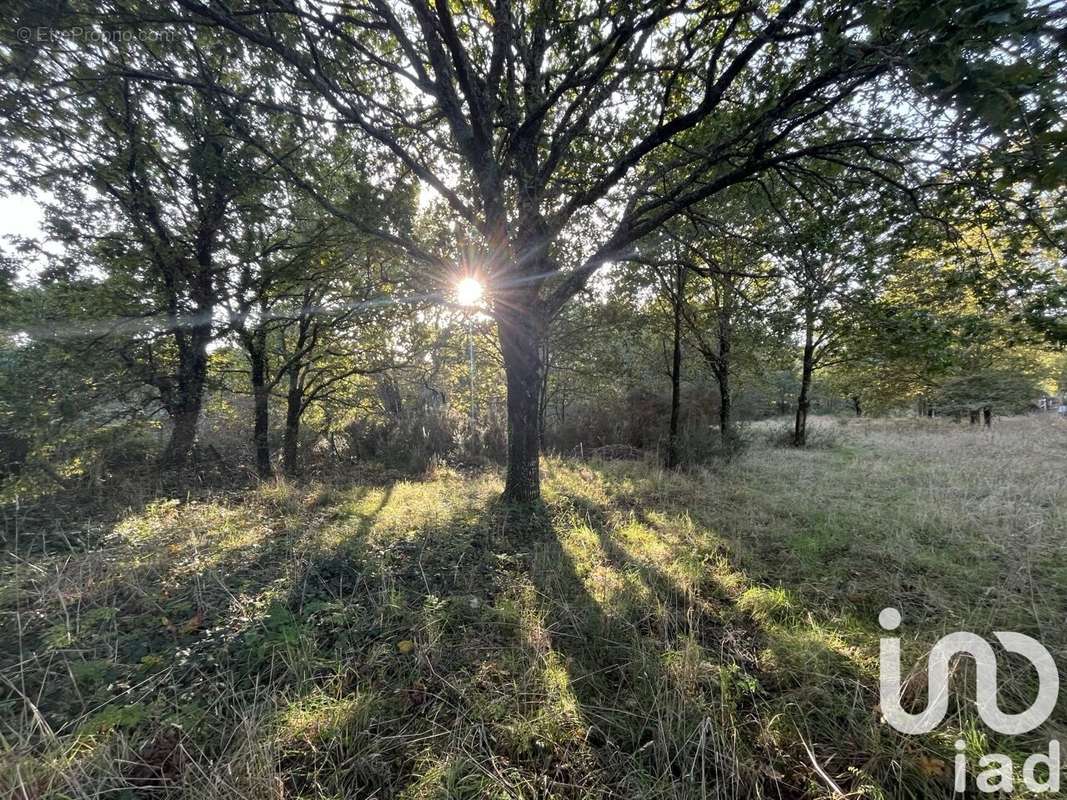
[[666, 265, 684, 468], [718, 369, 733, 450], [538, 340, 550, 450], [716, 304, 734, 451], [283, 368, 303, 476], [249, 331, 272, 478], [161, 326, 210, 470], [983, 406, 992, 427], [163, 404, 202, 469], [793, 312, 815, 447], [498, 301, 544, 503], [851, 395, 862, 417]]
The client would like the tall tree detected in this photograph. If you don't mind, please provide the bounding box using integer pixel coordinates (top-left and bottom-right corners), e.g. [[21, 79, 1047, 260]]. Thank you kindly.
[[7, 0, 1060, 497], [1, 28, 271, 470], [668, 205, 786, 452], [777, 202, 884, 446], [100, 0, 1052, 500]]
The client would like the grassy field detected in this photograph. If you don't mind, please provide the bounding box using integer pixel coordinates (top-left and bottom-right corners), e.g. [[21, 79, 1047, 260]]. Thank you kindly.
[[2, 416, 1066, 799]]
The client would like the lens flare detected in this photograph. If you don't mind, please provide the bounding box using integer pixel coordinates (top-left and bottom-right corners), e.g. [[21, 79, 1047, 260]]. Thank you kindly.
[[456, 276, 483, 306]]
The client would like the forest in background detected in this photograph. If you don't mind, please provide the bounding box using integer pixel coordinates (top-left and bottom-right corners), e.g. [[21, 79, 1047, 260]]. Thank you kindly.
[[0, 0, 1064, 502]]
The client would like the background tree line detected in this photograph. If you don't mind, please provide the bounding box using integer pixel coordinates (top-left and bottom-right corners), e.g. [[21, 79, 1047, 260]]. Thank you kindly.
[[0, 0, 1064, 501]]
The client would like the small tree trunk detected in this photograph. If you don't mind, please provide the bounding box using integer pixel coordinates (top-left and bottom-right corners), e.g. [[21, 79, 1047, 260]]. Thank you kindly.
[[716, 305, 734, 451], [538, 340, 550, 450], [666, 265, 685, 468], [983, 406, 992, 427], [249, 332, 272, 478], [718, 371, 733, 449], [498, 300, 544, 503], [283, 368, 303, 476], [793, 312, 815, 447], [851, 396, 862, 417]]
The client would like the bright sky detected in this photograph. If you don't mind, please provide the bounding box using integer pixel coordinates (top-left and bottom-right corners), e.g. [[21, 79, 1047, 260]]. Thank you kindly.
[[0, 193, 44, 241], [0, 194, 53, 282]]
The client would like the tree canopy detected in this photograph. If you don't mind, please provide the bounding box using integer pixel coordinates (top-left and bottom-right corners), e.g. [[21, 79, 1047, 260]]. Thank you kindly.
[[0, 0, 1064, 499]]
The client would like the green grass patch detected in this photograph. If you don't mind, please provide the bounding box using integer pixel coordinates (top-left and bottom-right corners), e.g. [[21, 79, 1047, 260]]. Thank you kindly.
[[2, 416, 1065, 798]]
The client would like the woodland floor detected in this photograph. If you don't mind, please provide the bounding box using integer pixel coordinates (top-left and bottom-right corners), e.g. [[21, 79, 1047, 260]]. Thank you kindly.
[[2, 415, 1066, 799]]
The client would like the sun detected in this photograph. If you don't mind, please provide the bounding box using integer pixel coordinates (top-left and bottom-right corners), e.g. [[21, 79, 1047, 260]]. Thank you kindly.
[[455, 276, 483, 306]]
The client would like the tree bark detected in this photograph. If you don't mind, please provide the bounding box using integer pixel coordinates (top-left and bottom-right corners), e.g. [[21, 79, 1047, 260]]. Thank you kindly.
[[163, 403, 202, 469], [161, 324, 211, 470], [718, 369, 733, 450], [666, 264, 685, 469], [793, 310, 815, 447], [715, 304, 734, 451], [538, 340, 550, 450], [498, 300, 544, 503], [283, 367, 303, 476], [249, 329, 272, 478]]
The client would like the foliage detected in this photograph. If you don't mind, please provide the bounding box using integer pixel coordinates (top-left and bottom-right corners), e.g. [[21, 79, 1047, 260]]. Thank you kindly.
[[931, 369, 1040, 415]]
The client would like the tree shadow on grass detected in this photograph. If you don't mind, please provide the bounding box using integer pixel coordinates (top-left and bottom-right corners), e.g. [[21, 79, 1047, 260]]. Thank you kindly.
[[3, 468, 886, 800], [476, 495, 777, 798], [1, 480, 404, 795], [506, 474, 903, 799], [557, 464, 952, 799]]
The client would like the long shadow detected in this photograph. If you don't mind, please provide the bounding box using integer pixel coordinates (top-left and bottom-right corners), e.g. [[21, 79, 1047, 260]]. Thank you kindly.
[[479, 494, 775, 798], [498, 467, 898, 799], [0, 480, 401, 788], [565, 464, 956, 799], [3, 468, 868, 799]]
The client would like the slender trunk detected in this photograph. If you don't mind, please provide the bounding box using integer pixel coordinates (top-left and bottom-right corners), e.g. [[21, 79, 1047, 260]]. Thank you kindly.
[[666, 265, 684, 468], [793, 311, 815, 447], [283, 367, 303, 476], [249, 330, 272, 478], [498, 300, 544, 503], [983, 406, 992, 427], [851, 395, 862, 417], [538, 340, 550, 450], [718, 368, 733, 450], [716, 305, 734, 451], [282, 305, 316, 477]]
